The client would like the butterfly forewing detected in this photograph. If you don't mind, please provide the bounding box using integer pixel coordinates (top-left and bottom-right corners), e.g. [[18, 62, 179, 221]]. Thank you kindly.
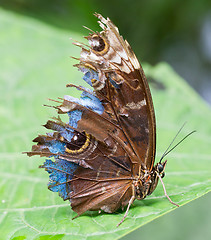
[[76, 14, 156, 171]]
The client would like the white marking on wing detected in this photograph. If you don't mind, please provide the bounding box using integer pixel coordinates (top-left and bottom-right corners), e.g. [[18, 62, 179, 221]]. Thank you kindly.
[[125, 99, 147, 109]]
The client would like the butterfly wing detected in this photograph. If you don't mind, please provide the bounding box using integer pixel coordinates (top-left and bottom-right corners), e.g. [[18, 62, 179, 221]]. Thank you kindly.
[[27, 14, 156, 216]]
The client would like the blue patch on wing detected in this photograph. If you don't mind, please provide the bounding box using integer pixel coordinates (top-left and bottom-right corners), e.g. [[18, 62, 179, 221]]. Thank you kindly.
[[80, 91, 104, 114], [45, 140, 66, 154], [80, 67, 99, 86], [68, 109, 83, 128], [42, 159, 78, 200], [64, 90, 104, 115]]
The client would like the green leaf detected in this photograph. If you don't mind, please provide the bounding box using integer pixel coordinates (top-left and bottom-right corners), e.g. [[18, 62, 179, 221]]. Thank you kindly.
[[0, 8, 210, 240]]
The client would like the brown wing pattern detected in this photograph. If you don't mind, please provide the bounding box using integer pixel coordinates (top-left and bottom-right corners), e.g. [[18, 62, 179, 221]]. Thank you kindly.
[[27, 13, 156, 217], [75, 14, 156, 170]]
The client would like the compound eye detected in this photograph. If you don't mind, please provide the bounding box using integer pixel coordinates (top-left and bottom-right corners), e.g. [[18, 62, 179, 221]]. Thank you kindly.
[[157, 163, 164, 173]]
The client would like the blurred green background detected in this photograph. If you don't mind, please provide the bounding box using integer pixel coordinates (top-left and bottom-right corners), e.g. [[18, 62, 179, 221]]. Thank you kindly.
[[0, 0, 210, 239]]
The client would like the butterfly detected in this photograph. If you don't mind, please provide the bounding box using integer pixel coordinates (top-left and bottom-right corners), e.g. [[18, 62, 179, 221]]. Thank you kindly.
[[27, 13, 180, 226]]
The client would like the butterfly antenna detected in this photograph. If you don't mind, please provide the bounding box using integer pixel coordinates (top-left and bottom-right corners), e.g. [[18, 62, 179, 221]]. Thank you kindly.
[[159, 122, 196, 163], [159, 122, 187, 162]]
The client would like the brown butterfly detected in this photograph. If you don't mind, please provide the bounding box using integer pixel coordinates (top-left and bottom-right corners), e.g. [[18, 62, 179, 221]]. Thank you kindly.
[[27, 13, 181, 226]]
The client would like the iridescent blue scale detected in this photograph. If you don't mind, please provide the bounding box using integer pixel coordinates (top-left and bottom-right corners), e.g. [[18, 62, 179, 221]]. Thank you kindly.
[[42, 159, 77, 200]]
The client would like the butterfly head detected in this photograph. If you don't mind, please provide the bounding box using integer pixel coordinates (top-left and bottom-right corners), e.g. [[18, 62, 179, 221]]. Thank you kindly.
[[155, 160, 167, 178]]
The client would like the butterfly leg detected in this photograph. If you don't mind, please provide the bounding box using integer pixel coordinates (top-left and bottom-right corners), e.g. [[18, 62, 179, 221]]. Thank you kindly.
[[72, 214, 80, 220], [157, 174, 179, 207], [117, 185, 135, 227]]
